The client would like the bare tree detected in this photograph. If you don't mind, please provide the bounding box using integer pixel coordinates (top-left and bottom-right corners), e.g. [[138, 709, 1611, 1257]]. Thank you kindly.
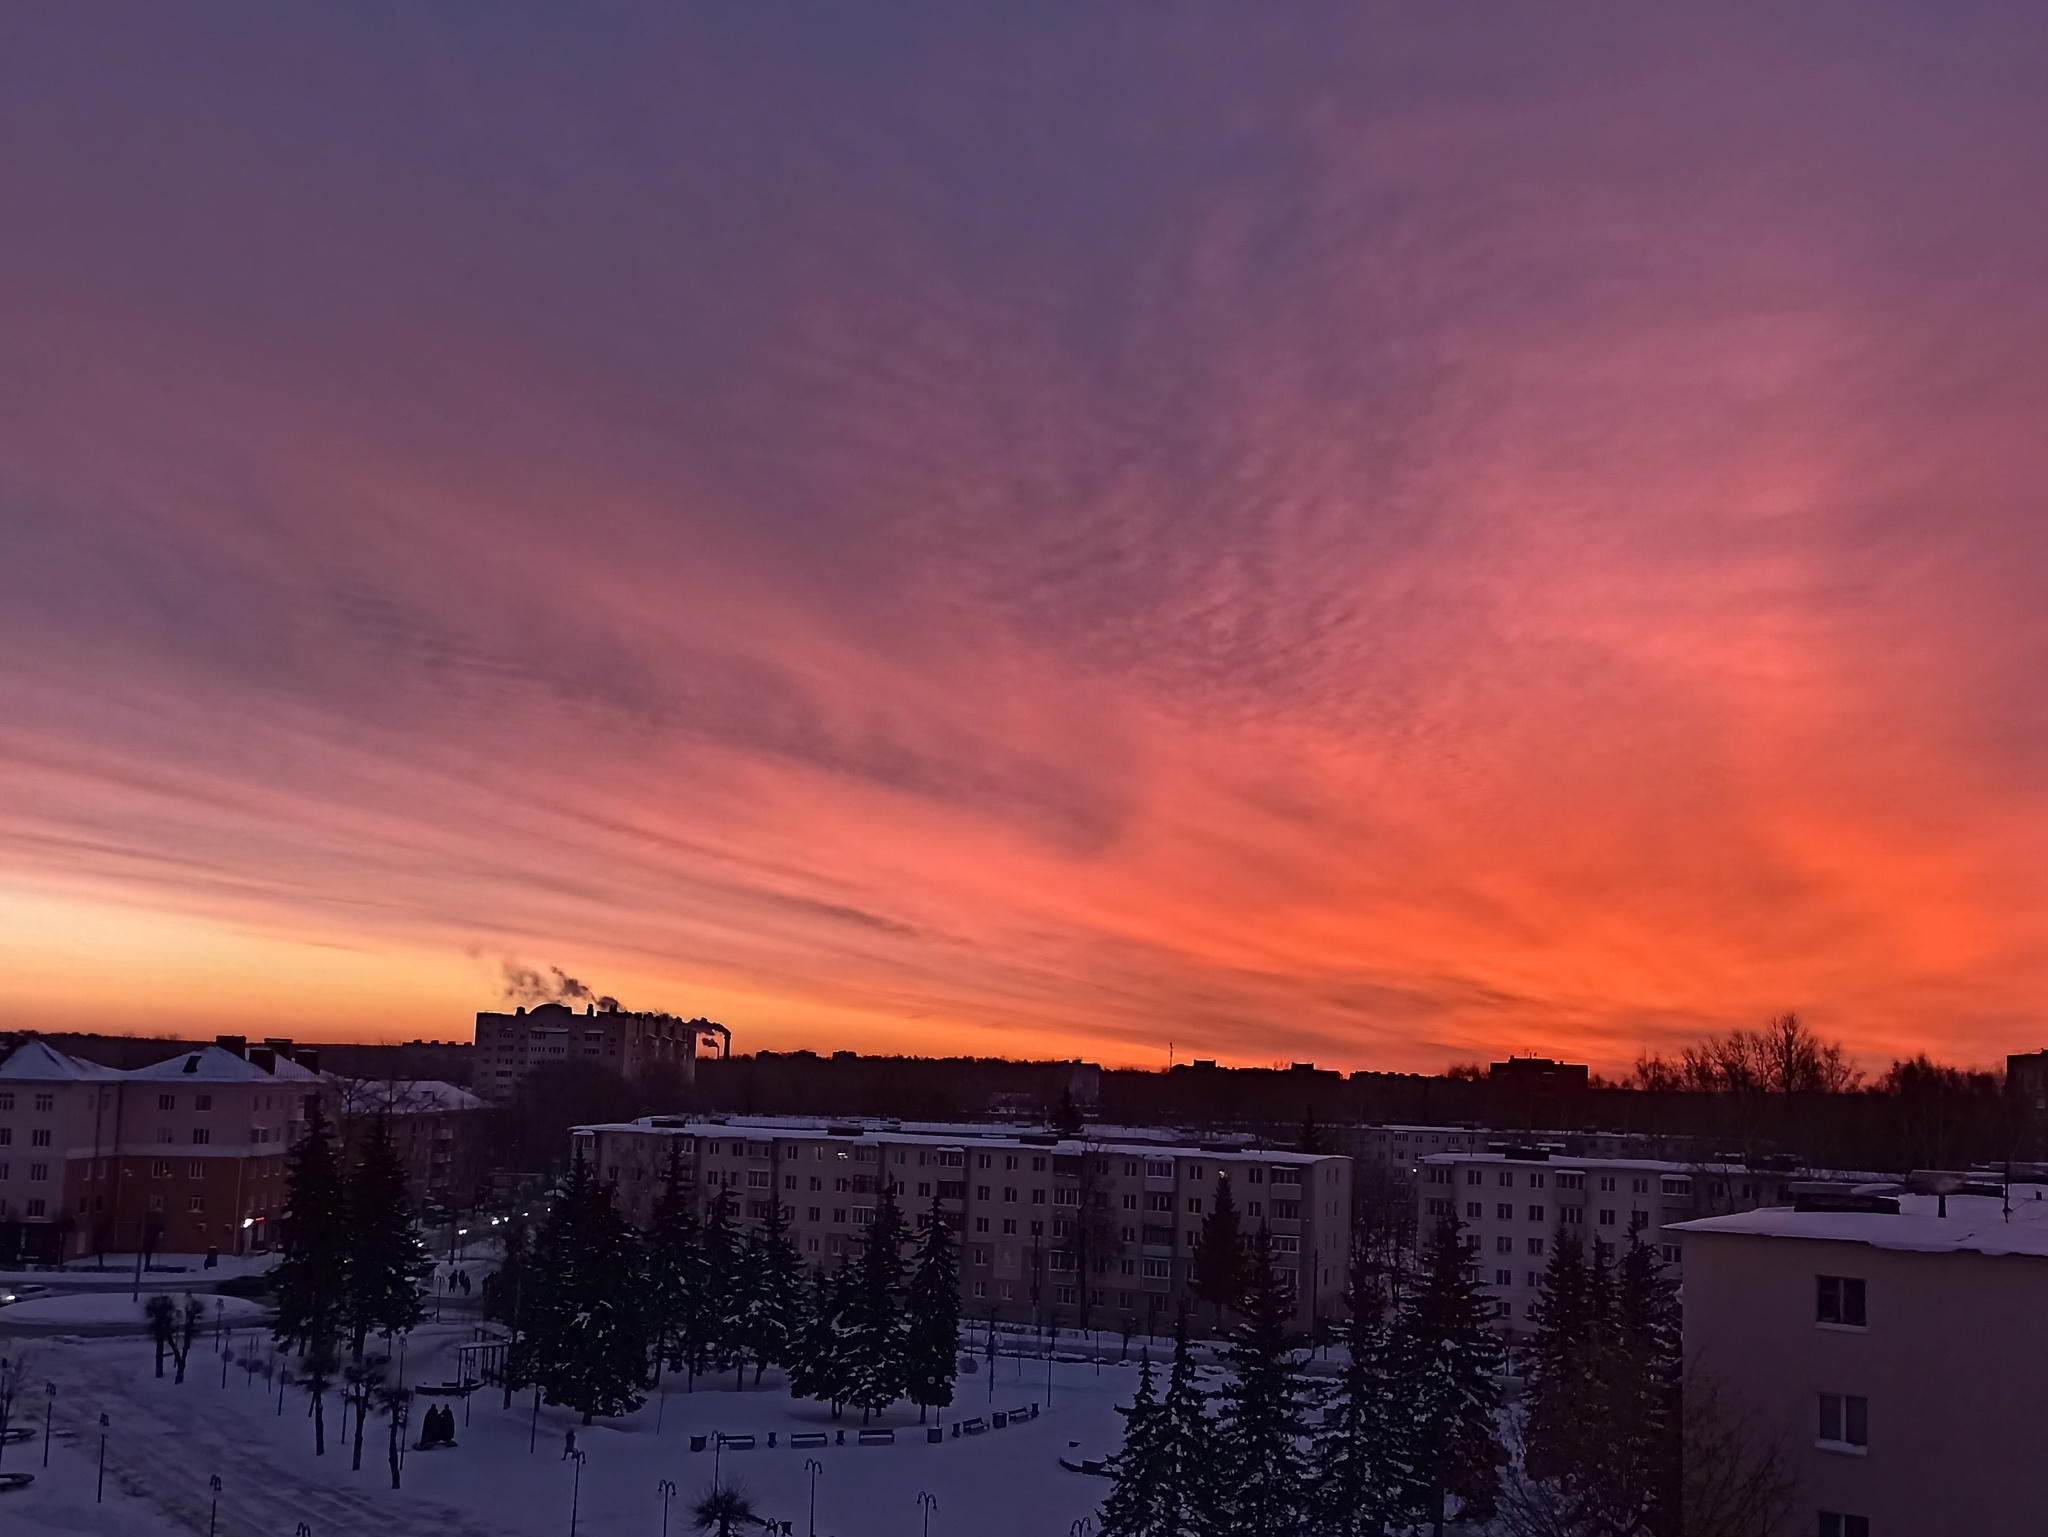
[[0, 1351, 28, 1471], [1680, 1368, 1799, 1537], [1636, 1015, 1860, 1097]]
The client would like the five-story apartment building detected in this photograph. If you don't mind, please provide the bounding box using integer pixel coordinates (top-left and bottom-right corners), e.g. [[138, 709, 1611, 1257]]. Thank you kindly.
[[575, 1115, 1353, 1334]]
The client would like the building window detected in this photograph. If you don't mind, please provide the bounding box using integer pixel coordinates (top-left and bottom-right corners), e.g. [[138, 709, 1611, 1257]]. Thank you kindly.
[[1660, 1244, 1682, 1264], [1496, 1203, 1513, 1220], [190, 1161, 206, 1179], [1141, 1258, 1171, 1280], [29, 1129, 50, 1148], [973, 1217, 989, 1233], [1661, 1177, 1691, 1196], [1599, 1176, 1616, 1192], [33, 1093, 53, 1113], [28, 1163, 49, 1182], [1818, 1514, 1870, 1537], [1465, 1170, 1483, 1186], [188, 1195, 206, 1213], [972, 1280, 988, 1299], [191, 1128, 211, 1145], [0, 1094, 11, 1111], [0, 1130, 9, 1147], [1494, 1268, 1512, 1285], [1496, 1237, 1513, 1255], [1817, 1393, 1868, 1452], [1526, 1205, 1544, 1223], [1561, 1205, 1584, 1224], [1526, 1237, 1544, 1257], [1817, 1276, 1867, 1329], [1498, 1172, 1515, 1188], [158, 1094, 177, 1111], [153, 1160, 171, 1178], [26, 1198, 46, 1218], [195, 1095, 213, 1111], [1185, 1197, 1202, 1215], [1598, 1208, 1616, 1226]]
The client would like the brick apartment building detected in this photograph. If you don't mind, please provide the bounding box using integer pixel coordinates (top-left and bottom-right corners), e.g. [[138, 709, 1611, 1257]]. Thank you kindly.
[[471, 1002, 727, 1102], [574, 1114, 1353, 1335], [0, 1037, 325, 1263], [1677, 1186, 2048, 1536], [334, 1077, 490, 1211]]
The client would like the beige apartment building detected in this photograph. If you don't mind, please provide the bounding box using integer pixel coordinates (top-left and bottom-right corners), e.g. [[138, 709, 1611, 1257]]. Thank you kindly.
[[1677, 1190, 2048, 1537], [574, 1115, 1353, 1334], [1418, 1148, 1792, 1329], [472, 1003, 724, 1102]]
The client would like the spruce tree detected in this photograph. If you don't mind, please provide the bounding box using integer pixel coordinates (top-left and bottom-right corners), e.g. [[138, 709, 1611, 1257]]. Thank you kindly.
[[788, 1260, 857, 1417], [1297, 1108, 1327, 1154], [1152, 1310, 1214, 1537], [510, 1156, 650, 1423], [1206, 1228, 1311, 1537], [1523, 1226, 1596, 1485], [1397, 1211, 1504, 1536], [1099, 1351, 1167, 1537], [646, 1140, 710, 1387], [1593, 1237, 1682, 1536], [342, 1116, 431, 1360], [699, 1186, 745, 1381], [1189, 1173, 1243, 1327], [273, 1101, 349, 1448], [738, 1193, 809, 1386], [841, 1182, 907, 1421], [903, 1191, 961, 1421], [1311, 1251, 1405, 1537]]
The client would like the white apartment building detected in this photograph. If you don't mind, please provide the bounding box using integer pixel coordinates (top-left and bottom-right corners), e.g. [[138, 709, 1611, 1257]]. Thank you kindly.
[[574, 1115, 1353, 1334], [1419, 1148, 1793, 1329]]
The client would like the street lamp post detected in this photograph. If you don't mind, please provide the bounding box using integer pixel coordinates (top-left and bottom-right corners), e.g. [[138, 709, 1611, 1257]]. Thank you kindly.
[[917, 1490, 939, 1537], [658, 1476, 677, 1537], [1070, 1518, 1095, 1537], [804, 1457, 824, 1537], [97, 1412, 109, 1502], [567, 1448, 587, 1537], [43, 1382, 55, 1467], [208, 1474, 222, 1537]]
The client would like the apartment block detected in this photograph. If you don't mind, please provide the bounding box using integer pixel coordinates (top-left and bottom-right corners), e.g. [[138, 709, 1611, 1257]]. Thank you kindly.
[[1676, 1189, 2048, 1536], [472, 1002, 724, 1101], [0, 1037, 325, 1262], [574, 1115, 1353, 1333], [1418, 1148, 1791, 1329]]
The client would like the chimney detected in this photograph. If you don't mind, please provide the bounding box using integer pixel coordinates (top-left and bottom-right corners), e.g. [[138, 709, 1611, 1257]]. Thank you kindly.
[[215, 1035, 247, 1058], [293, 1046, 321, 1074], [249, 1046, 276, 1074]]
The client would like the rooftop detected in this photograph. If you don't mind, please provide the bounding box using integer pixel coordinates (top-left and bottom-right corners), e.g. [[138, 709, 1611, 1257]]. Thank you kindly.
[[125, 1044, 323, 1083], [1674, 1188, 2048, 1260], [576, 1114, 1346, 1163], [0, 1039, 126, 1081]]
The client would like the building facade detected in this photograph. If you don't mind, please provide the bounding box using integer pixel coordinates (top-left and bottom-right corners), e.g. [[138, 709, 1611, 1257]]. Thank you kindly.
[[1676, 1192, 2048, 1537], [0, 1037, 325, 1262], [471, 1003, 725, 1101], [334, 1078, 490, 1211], [574, 1115, 1353, 1334], [1418, 1148, 1793, 1329]]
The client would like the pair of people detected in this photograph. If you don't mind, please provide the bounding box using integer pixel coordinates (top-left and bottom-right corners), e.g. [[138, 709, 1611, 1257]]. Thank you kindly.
[[419, 1403, 458, 1448]]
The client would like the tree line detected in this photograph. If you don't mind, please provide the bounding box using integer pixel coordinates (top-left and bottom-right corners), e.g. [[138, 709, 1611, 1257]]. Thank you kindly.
[[1101, 1207, 1724, 1537], [269, 1106, 435, 1486], [488, 1142, 963, 1425]]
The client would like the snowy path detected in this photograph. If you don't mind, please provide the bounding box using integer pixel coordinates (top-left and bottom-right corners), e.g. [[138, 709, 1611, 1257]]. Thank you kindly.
[[10, 1329, 1136, 1537]]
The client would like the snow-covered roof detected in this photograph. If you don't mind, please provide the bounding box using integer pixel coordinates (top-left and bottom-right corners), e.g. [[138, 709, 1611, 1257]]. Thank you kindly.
[[574, 1114, 1348, 1164], [1419, 1149, 1740, 1174], [1673, 1188, 2048, 1260], [126, 1044, 323, 1083], [0, 1039, 126, 1081], [335, 1078, 487, 1114]]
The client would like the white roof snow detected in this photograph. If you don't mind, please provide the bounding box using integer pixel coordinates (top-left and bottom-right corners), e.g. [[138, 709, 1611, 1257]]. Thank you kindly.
[[1674, 1188, 2048, 1261]]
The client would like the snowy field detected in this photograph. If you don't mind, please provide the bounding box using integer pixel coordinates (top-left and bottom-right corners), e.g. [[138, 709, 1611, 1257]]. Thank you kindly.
[[1, 1323, 1150, 1537]]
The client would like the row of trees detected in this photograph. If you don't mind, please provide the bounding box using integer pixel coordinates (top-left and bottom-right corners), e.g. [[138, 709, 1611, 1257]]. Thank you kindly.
[[1104, 1212, 1509, 1537], [497, 1146, 962, 1425], [1103, 1208, 1704, 1537], [270, 1107, 434, 1479]]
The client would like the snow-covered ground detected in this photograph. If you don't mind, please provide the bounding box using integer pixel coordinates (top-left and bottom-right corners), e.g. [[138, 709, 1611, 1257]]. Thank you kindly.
[[3, 1325, 1148, 1537], [0, 1292, 270, 1328]]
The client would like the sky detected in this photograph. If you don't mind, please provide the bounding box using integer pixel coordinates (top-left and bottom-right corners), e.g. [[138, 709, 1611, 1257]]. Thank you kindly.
[[5, 8, 2048, 1073]]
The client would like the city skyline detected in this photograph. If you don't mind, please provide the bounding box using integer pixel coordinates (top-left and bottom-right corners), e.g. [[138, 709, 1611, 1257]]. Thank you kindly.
[[7, 10, 2048, 1073]]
